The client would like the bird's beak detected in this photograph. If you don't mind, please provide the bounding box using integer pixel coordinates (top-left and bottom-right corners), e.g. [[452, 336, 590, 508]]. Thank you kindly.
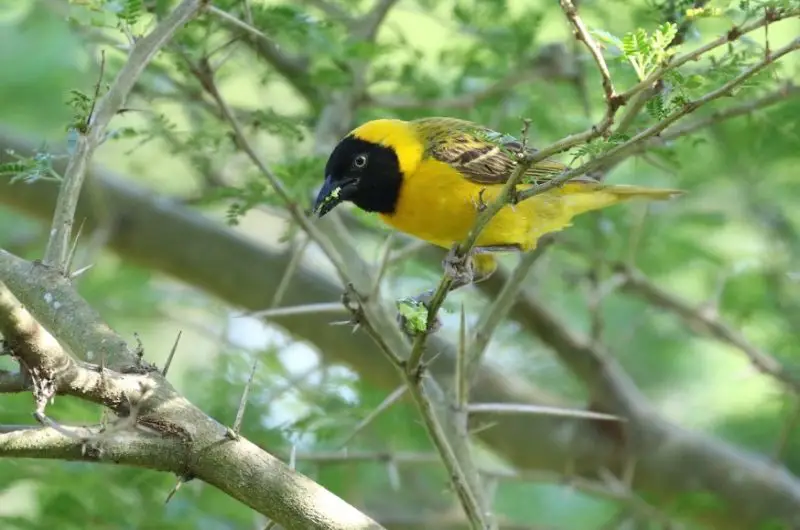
[[311, 175, 357, 218]]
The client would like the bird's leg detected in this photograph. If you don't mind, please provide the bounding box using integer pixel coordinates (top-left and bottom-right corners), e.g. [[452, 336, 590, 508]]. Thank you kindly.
[[396, 246, 515, 336], [395, 250, 472, 336]]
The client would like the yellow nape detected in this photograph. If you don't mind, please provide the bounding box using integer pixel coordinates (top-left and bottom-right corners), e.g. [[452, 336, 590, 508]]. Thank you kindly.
[[379, 156, 681, 252]]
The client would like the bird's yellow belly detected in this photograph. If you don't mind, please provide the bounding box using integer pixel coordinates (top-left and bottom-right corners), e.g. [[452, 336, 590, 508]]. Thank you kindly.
[[378, 159, 563, 251]]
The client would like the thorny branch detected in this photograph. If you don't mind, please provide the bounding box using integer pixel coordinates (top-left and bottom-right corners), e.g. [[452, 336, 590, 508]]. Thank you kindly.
[[559, 0, 620, 118], [514, 35, 800, 204], [383, 15, 800, 526], [182, 4, 497, 528], [194, 4, 798, 526], [405, 19, 800, 374], [43, 0, 205, 271], [345, 292, 494, 530], [285, 450, 678, 528], [0, 251, 384, 530], [4, 1, 800, 528]]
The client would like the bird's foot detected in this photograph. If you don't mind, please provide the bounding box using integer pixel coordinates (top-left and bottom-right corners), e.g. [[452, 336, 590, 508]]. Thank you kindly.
[[442, 246, 474, 288], [395, 291, 442, 336]]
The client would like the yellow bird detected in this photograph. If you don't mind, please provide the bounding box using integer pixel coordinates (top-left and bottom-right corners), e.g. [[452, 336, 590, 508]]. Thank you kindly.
[[312, 117, 681, 295]]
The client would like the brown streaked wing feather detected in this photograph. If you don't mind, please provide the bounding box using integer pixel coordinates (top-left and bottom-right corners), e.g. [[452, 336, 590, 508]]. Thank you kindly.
[[420, 120, 591, 186]]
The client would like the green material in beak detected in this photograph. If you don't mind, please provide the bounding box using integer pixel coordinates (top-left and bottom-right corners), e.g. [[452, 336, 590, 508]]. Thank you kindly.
[[311, 176, 356, 217]]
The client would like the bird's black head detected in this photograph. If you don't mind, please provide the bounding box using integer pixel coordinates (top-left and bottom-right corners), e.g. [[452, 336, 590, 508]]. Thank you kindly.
[[311, 136, 403, 218]]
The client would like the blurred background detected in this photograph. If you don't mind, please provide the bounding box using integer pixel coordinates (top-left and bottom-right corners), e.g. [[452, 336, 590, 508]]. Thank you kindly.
[[1, 0, 799, 528]]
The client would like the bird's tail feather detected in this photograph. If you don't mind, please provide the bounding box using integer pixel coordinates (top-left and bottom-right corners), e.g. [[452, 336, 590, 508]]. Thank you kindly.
[[557, 183, 683, 217], [602, 184, 684, 200]]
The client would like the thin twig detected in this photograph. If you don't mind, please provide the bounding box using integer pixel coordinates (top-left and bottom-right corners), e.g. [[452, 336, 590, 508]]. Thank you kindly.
[[366, 69, 539, 110], [336, 385, 407, 448], [466, 403, 622, 421], [227, 358, 259, 439], [406, 124, 538, 373], [560, 0, 619, 117], [349, 298, 492, 530], [387, 239, 429, 266], [466, 237, 554, 377], [456, 304, 468, 410], [773, 395, 800, 463], [659, 82, 799, 142], [0, 424, 40, 433], [410, 378, 492, 530], [161, 330, 183, 377], [301, 0, 352, 24], [242, 302, 346, 319], [207, 5, 269, 41], [288, 450, 679, 527], [616, 9, 799, 103], [207, 4, 318, 106], [185, 57, 354, 284], [269, 236, 311, 309], [370, 233, 395, 300], [515, 36, 800, 204], [43, 0, 204, 270], [598, 81, 798, 175]]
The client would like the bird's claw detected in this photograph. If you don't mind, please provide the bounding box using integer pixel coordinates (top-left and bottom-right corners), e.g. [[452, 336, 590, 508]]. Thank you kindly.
[[443, 247, 474, 287]]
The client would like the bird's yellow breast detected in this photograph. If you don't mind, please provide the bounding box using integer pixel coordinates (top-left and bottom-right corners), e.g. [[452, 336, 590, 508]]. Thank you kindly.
[[378, 158, 567, 252]]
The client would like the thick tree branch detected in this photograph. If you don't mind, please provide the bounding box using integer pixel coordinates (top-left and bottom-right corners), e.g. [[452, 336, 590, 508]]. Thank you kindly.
[[0, 255, 134, 368], [0, 250, 384, 530], [0, 424, 384, 530]]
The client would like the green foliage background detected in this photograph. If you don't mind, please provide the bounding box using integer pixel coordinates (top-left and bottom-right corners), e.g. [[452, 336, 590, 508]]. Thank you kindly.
[[1, 0, 799, 528]]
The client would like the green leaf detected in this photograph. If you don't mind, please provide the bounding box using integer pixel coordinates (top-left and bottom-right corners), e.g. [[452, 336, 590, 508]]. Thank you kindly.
[[396, 297, 431, 334], [117, 0, 144, 26], [645, 93, 669, 119], [622, 28, 650, 59], [592, 29, 623, 50]]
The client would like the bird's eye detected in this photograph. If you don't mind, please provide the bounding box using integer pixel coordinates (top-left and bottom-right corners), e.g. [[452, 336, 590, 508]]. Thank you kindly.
[[353, 154, 368, 168]]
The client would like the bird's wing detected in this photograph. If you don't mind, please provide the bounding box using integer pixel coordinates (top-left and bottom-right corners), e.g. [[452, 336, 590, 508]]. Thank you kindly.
[[414, 117, 589, 186]]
